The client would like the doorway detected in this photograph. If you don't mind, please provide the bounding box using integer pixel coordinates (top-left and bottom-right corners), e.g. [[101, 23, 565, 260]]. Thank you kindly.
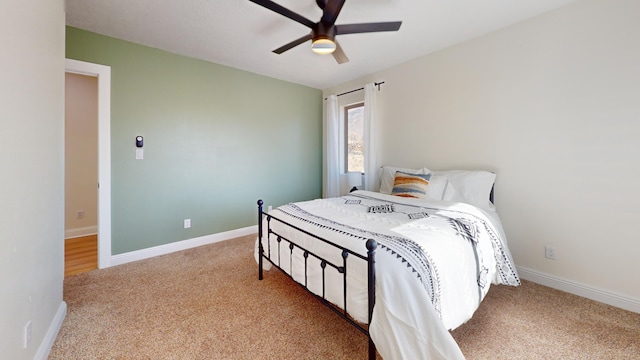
[[65, 72, 98, 275], [65, 59, 112, 270]]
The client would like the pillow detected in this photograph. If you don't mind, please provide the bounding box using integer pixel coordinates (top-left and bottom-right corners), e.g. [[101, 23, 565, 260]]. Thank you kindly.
[[378, 166, 429, 194], [433, 170, 496, 210], [391, 171, 432, 199], [425, 174, 455, 201]]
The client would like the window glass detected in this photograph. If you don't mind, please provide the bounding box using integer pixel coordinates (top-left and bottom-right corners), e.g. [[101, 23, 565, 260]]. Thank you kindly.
[[345, 103, 364, 173]]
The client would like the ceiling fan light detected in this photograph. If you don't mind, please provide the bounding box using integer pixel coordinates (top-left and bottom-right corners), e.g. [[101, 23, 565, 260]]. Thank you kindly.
[[311, 38, 336, 55]]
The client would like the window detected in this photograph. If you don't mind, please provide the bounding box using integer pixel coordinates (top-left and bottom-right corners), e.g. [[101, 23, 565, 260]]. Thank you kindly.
[[345, 102, 364, 173]]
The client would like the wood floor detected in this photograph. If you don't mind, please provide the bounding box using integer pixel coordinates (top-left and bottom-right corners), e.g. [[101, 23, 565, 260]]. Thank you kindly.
[[65, 234, 98, 277]]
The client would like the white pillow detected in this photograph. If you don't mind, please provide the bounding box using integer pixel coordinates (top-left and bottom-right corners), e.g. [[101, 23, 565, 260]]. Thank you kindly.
[[378, 166, 429, 194], [433, 170, 496, 210], [425, 174, 454, 201]]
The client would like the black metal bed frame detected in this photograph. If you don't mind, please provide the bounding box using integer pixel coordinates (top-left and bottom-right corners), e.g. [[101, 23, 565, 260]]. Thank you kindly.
[[257, 200, 378, 360]]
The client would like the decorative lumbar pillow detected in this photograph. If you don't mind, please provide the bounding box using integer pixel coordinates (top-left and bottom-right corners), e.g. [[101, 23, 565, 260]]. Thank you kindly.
[[378, 166, 429, 194], [391, 171, 431, 198]]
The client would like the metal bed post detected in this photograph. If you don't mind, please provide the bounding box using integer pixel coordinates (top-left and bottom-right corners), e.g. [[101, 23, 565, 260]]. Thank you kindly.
[[366, 239, 377, 360], [257, 199, 264, 281]]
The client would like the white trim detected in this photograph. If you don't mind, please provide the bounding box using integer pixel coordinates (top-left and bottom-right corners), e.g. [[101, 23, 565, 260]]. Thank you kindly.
[[64, 226, 98, 239], [517, 266, 640, 314], [110, 226, 257, 266], [65, 59, 112, 269], [35, 301, 67, 360]]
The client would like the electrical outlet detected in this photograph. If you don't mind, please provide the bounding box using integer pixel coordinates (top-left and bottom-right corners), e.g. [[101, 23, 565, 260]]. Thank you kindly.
[[76, 210, 85, 219], [545, 245, 557, 260], [23, 320, 31, 349], [184, 219, 191, 229]]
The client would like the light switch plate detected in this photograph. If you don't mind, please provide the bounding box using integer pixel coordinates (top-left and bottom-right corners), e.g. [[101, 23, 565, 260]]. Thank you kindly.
[[135, 148, 144, 160]]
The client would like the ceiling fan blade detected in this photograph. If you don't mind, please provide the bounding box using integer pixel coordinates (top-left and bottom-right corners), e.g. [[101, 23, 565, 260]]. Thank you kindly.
[[335, 21, 402, 35], [273, 33, 313, 54], [332, 41, 349, 64], [249, 0, 315, 29], [321, 0, 346, 25]]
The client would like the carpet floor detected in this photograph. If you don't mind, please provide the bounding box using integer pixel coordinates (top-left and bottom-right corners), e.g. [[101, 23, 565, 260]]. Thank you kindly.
[[49, 235, 640, 359]]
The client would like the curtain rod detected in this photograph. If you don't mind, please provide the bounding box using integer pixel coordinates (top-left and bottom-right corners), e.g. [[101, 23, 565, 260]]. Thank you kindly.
[[324, 81, 385, 100]]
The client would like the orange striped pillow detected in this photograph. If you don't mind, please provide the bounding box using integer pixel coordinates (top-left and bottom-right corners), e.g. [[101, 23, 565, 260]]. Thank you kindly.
[[391, 171, 431, 199]]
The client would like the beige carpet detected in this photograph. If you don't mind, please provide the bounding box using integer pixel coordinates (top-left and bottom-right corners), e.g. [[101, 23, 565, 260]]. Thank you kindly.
[[50, 235, 640, 359]]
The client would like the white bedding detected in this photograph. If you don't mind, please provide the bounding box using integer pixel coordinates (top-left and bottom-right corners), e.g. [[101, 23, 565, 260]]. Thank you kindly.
[[256, 190, 520, 359]]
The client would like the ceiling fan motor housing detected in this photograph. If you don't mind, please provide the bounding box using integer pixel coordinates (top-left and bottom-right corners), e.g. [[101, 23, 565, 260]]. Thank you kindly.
[[313, 22, 336, 42]]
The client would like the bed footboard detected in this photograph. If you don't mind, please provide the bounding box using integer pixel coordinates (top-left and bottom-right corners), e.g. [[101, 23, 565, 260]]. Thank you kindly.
[[257, 200, 377, 360]]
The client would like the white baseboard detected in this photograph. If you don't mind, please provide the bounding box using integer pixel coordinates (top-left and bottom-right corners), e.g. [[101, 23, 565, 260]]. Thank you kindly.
[[65, 226, 97, 239], [517, 266, 640, 314], [36, 301, 67, 360], [110, 225, 258, 267]]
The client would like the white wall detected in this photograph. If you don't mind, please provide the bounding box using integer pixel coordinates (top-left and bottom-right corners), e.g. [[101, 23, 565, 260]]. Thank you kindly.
[[0, 1, 66, 359], [324, 0, 640, 310]]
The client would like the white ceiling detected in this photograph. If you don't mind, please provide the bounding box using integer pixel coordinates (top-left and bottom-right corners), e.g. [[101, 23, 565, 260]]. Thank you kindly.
[[65, 0, 576, 89]]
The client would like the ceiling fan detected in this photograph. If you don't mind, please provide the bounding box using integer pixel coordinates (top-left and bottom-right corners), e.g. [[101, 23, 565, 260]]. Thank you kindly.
[[249, 0, 402, 64]]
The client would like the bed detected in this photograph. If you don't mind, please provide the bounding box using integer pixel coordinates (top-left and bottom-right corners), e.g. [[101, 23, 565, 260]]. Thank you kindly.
[[255, 167, 520, 359]]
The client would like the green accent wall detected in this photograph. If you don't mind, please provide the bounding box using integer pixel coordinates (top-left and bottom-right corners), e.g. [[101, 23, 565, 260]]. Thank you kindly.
[[66, 26, 322, 255]]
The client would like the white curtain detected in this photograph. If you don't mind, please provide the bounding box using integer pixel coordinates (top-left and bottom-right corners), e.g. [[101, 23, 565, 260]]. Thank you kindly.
[[325, 94, 340, 198], [363, 83, 378, 191]]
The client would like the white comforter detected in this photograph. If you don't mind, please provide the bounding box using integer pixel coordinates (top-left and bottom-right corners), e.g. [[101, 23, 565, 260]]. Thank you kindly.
[[256, 190, 520, 359]]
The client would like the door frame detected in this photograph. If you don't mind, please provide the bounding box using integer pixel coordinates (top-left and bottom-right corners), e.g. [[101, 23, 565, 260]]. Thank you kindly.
[[65, 59, 112, 269]]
